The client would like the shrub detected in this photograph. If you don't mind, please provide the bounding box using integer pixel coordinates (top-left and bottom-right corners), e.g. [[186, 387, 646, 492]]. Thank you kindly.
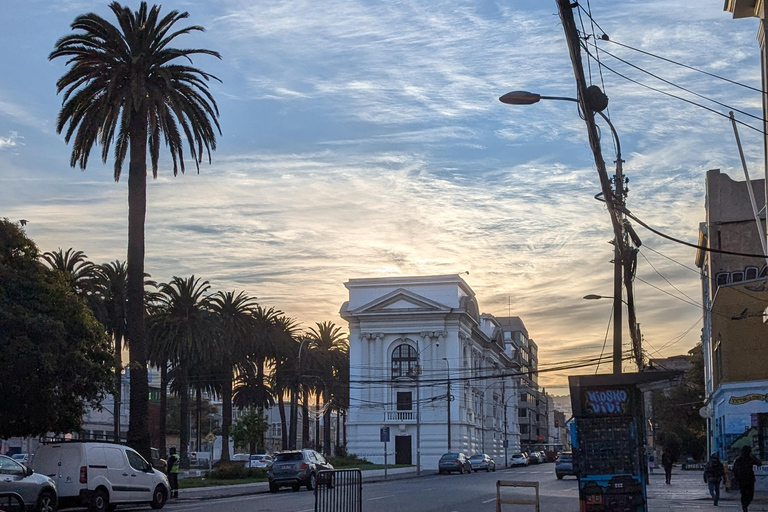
[[327, 453, 373, 468], [210, 463, 267, 480]]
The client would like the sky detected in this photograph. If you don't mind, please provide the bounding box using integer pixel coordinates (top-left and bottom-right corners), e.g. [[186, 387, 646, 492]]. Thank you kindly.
[[0, 0, 763, 394]]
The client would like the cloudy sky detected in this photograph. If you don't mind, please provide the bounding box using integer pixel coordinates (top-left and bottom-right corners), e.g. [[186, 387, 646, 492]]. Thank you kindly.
[[0, 0, 763, 393]]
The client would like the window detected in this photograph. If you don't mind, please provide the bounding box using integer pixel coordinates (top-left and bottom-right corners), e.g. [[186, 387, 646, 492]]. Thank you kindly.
[[746, 266, 759, 280], [520, 424, 529, 434], [397, 392, 413, 411], [126, 449, 149, 472], [520, 393, 527, 403], [391, 344, 418, 378], [519, 408, 527, 418]]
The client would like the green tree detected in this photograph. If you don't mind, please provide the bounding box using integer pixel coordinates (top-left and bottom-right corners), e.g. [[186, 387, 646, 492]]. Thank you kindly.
[[41, 247, 95, 296], [0, 220, 114, 437], [50, 2, 221, 459], [231, 408, 269, 455], [307, 322, 347, 454]]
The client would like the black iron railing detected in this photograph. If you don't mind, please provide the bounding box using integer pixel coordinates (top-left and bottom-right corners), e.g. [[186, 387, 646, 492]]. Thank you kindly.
[[315, 468, 362, 512]]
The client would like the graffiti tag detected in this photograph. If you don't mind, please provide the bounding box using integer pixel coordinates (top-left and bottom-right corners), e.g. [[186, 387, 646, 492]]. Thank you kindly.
[[585, 389, 629, 415]]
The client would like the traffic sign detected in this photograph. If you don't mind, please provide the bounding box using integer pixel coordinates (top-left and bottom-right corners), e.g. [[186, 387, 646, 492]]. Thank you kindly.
[[380, 426, 390, 443]]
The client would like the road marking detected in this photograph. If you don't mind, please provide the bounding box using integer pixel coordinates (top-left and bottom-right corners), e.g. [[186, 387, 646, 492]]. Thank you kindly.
[[482, 498, 496, 504], [368, 494, 395, 501], [421, 487, 435, 491]]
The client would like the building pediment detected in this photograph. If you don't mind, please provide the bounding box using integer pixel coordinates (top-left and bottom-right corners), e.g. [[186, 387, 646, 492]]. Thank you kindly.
[[349, 288, 452, 316]]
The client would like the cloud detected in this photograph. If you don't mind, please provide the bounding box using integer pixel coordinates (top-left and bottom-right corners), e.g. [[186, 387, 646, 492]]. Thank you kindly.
[[0, 131, 22, 150]]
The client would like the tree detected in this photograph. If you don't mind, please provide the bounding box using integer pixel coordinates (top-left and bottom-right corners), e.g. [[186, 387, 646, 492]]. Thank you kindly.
[[0, 219, 114, 437], [150, 276, 216, 464], [209, 291, 258, 462], [41, 247, 95, 296], [50, 2, 221, 459], [307, 322, 347, 454], [231, 408, 268, 455]]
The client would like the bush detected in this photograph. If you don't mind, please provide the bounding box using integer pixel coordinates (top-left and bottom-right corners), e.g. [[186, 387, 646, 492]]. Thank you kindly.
[[327, 454, 373, 468], [210, 463, 267, 480]]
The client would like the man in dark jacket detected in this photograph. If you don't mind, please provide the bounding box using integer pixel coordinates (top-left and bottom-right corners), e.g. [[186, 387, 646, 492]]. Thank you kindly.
[[732, 445, 762, 512], [662, 451, 674, 484], [703, 453, 725, 505]]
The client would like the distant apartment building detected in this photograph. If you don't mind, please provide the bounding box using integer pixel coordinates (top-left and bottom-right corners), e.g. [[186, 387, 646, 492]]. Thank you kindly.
[[696, 169, 768, 462], [341, 275, 522, 471]]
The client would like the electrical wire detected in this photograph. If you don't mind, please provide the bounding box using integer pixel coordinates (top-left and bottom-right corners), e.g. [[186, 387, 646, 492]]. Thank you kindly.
[[638, 250, 700, 305], [594, 301, 613, 375]]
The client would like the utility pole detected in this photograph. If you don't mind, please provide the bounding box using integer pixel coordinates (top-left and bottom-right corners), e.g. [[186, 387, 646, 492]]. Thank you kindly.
[[556, 0, 628, 374], [443, 358, 451, 451]]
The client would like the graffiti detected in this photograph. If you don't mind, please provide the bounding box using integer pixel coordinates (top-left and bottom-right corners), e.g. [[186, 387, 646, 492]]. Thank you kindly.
[[585, 389, 629, 415]]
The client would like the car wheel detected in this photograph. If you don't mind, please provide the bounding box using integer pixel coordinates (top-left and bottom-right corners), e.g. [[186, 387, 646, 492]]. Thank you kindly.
[[89, 488, 109, 512], [439, 469, 444, 475], [292, 483, 300, 492], [37, 490, 56, 512], [458, 467, 463, 474], [307, 473, 316, 491], [269, 482, 279, 493], [150, 485, 168, 509], [557, 474, 563, 480]]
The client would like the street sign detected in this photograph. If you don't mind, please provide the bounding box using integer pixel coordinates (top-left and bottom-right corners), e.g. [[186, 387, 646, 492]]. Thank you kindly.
[[503, 439, 509, 448], [380, 427, 390, 443]]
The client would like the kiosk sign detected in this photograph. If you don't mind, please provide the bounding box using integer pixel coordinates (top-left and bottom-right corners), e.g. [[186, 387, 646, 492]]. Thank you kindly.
[[584, 388, 630, 415]]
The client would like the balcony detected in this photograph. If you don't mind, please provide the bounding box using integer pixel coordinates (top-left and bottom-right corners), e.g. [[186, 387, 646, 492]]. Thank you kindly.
[[384, 410, 416, 423]]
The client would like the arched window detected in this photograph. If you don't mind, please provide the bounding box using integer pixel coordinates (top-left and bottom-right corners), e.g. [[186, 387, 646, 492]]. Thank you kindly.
[[391, 344, 418, 378]]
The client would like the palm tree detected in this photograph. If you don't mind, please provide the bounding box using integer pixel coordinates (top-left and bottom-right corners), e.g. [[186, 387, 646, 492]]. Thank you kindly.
[[270, 315, 300, 450], [150, 276, 215, 464], [209, 291, 258, 462], [42, 247, 95, 295], [50, 2, 221, 458], [91, 261, 128, 441], [307, 322, 347, 454]]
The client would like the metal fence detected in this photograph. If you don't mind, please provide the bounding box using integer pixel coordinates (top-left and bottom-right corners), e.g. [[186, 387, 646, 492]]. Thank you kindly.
[[0, 492, 25, 512], [315, 469, 363, 512]]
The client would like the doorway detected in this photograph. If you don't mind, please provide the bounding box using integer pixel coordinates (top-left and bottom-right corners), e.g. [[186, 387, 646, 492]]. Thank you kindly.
[[395, 435, 412, 465]]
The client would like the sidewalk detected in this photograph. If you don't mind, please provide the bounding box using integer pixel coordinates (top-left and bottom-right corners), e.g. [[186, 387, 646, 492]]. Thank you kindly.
[[647, 467, 768, 512], [177, 466, 418, 500]]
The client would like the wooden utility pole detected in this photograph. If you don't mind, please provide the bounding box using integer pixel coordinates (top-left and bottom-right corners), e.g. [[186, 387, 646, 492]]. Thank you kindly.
[[555, 0, 628, 374]]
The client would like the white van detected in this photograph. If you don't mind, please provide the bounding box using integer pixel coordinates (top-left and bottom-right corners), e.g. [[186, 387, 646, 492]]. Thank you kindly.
[[32, 442, 170, 512]]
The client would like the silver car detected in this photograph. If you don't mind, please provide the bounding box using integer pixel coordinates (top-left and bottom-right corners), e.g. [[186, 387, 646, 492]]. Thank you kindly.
[[0, 455, 57, 512]]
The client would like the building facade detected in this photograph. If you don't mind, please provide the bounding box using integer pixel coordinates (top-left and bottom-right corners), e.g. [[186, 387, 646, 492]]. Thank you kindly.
[[695, 169, 768, 463], [340, 275, 522, 471]]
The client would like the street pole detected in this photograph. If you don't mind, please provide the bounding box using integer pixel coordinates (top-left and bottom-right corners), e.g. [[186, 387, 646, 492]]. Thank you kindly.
[[416, 338, 421, 476], [443, 358, 451, 451], [612, 141, 624, 375]]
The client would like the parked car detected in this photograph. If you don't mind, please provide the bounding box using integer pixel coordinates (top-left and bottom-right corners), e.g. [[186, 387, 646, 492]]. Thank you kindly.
[[527, 451, 539, 464], [231, 453, 250, 462], [438, 453, 472, 475], [509, 453, 529, 467], [267, 450, 333, 492], [245, 454, 273, 469], [555, 452, 575, 479], [11, 453, 30, 464], [468, 454, 496, 472], [32, 441, 170, 512], [535, 451, 547, 464], [150, 448, 166, 472], [0, 454, 57, 512]]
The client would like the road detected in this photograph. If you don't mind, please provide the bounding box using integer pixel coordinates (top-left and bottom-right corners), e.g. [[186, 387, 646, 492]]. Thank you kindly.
[[163, 463, 576, 512]]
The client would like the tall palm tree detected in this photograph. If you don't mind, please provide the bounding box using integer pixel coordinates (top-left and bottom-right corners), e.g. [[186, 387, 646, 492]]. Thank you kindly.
[[150, 276, 215, 463], [50, 2, 221, 458], [209, 291, 258, 462], [271, 315, 300, 450], [307, 322, 347, 454]]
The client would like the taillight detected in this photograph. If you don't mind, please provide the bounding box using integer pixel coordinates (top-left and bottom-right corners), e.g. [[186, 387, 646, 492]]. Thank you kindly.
[[455, 460, 461, 465], [79, 466, 87, 484], [300, 462, 308, 470]]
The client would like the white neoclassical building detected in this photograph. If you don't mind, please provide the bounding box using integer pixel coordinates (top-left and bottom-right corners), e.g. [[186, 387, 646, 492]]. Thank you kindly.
[[340, 274, 522, 472]]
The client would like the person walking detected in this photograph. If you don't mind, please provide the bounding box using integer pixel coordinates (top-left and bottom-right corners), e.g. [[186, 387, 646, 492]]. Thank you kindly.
[[732, 445, 762, 512], [703, 453, 725, 505], [167, 447, 180, 499], [662, 450, 674, 484]]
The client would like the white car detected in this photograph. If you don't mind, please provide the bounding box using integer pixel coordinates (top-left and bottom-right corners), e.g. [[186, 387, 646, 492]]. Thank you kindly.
[[32, 442, 170, 512], [245, 454, 273, 468], [0, 455, 57, 512], [510, 453, 529, 467]]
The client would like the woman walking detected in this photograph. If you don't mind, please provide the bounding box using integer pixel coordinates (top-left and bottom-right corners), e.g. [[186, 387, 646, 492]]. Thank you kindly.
[[732, 446, 762, 512], [662, 450, 674, 484], [703, 453, 724, 505]]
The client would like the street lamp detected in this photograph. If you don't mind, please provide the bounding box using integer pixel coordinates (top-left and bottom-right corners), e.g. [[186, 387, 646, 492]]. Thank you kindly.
[[443, 358, 451, 451], [501, 89, 624, 375]]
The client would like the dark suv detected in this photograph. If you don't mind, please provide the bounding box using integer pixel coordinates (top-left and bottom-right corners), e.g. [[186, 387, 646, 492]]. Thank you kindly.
[[267, 450, 333, 492], [555, 452, 575, 479]]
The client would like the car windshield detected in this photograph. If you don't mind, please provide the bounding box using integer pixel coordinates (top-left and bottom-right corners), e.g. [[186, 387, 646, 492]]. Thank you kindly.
[[512, 453, 524, 458], [275, 453, 303, 461], [558, 453, 572, 461], [440, 453, 459, 460]]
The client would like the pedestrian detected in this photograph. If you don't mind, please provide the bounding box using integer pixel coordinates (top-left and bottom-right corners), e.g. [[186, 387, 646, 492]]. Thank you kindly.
[[167, 447, 180, 499], [732, 445, 762, 512], [662, 450, 674, 484], [648, 450, 655, 474], [703, 453, 725, 505]]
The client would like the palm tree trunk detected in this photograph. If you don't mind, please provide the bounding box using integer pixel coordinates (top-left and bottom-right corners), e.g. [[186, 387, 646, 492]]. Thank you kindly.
[[301, 384, 310, 449], [278, 392, 288, 450], [113, 332, 123, 442], [126, 114, 150, 461], [196, 388, 202, 452], [343, 411, 346, 450], [315, 393, 320, 450], [221, 365, 232, 462], [289, 388, 298, 450], [335, 407, 340, 454], [323, 389, 332, 455], [159, 363, 167, 459], [179, 369, 190, 465]]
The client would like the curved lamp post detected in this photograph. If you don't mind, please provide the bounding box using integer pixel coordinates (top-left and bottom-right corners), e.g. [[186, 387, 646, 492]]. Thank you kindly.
[[501, 90, 624, 375]]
